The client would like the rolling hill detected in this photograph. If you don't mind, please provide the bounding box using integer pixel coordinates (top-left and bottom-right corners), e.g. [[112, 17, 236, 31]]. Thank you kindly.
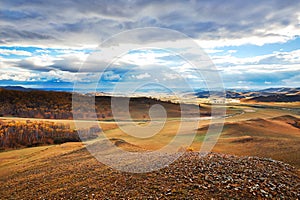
[[204, 115, 300, 168], [0, 143, 299, 199], [195, 87, 300, 102], [0, 88, 209, 120]]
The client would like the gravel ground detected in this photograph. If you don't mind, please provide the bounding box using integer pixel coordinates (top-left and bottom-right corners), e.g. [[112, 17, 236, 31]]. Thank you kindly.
[[0, 148, 299, 199]]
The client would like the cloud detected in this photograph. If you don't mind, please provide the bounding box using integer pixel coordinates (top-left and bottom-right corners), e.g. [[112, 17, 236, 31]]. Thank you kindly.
[[0, 49, 32, 56], [135, 73, 151, 79], [212, 49, 300, 66], [1, 0, 300, 90], [0, 0, 299, 48], [220, 63, 300, 88], [282, 74, 300, 86], [0, 67, 39, 82], [264, 81, 272, 85], [0, 27, 56, 45], [102, 71, 121, 81]]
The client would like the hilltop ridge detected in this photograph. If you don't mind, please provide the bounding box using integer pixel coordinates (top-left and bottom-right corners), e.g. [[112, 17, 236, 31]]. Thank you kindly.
[[0, 144, 299, 199]]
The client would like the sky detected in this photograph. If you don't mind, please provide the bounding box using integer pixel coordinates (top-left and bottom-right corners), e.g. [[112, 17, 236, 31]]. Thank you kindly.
[[0, 0, 300, 93]]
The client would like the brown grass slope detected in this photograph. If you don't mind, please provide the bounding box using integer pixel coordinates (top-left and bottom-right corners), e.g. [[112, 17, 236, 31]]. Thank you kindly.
[[0, 89, 210, 120], [210, 115, 300, 168], [0, 143, 299, 199], [246, 94, 300, 102]]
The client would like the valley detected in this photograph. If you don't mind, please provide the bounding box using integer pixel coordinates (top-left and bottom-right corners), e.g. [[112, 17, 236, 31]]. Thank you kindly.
[[0, 88, 299, 199]]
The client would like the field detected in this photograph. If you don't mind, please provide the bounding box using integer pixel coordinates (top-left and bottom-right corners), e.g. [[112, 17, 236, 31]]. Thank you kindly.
[[0, 143, 299, 199], [1, 102, 299, 167], [0, 99, 299, 199], [81, 103, 300, 168]]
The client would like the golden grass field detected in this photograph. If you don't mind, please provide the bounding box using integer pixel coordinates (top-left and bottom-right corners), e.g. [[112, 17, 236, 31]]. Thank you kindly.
[[0, 102, 299, 199], [1, 102, 299, 169]]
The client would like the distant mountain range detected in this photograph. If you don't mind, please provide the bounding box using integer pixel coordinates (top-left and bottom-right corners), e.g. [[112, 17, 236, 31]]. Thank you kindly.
[[247, 94, 300, 102], [1, 86, 300, 102], [0, 86, 37, 92], [194, 87, 300, 102]]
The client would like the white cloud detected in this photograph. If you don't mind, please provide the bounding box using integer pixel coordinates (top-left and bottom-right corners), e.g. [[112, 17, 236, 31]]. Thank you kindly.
[[1, 1, 300, 89], [25, 54, 57, 67], [282, 74, 300, 86], [204, 49, 224, 54], [117, 50, 174, 66], [277, 49, 300, 63], [0, 68, 39, 82], [163, 73, 181, 80], [220, 64, 300, 74], [135, 72, 151, 79], [102, 71, 121, 81], [197, 34, 295, 49], [212, 49, 300, 66], [0, 49, 32, 56], [264, 81, 272, 85]]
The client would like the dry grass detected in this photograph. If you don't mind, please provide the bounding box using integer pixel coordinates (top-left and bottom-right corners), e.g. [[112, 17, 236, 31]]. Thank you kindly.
[[98, 104, 300, 168], [211, 115, 300, 168], [1, 146, 299, 199], [0, 142, 83, 177], [1, 103, 299, 169]]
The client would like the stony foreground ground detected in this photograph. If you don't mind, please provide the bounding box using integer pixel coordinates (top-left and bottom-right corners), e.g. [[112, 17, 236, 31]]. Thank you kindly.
[[0, 147, 299, 199]]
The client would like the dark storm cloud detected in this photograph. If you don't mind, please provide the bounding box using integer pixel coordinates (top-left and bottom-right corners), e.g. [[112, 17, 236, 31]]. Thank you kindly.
[[0, 0, 299, 47], [1, 27, 55, 41]]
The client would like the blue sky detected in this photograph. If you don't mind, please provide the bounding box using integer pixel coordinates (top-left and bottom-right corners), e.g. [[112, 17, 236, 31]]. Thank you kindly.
[[0, 0, 300, 92]]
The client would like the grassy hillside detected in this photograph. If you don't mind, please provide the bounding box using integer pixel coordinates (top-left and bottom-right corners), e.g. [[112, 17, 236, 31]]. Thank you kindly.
[[0, 143, 299, 199], [204, 115, 300, 168], [0, 89, 210, 120]]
